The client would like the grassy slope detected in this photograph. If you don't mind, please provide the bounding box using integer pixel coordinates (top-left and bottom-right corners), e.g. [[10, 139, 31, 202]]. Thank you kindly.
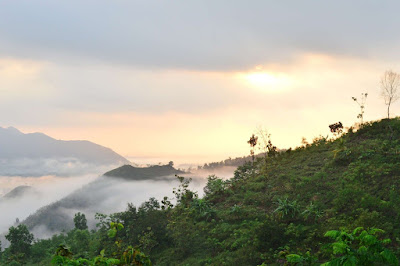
[[19, 118, 400, 265], [159, 118, 400, 265]]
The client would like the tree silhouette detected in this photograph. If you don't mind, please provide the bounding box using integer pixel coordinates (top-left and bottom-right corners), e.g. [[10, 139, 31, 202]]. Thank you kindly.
[[329, 121, 343, 136], [247, 134, 258, 163]]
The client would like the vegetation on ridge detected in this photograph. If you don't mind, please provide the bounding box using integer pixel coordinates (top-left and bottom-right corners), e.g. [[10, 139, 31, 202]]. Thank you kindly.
[[2, 118, 400, 265], [103, 163, 185, 181]]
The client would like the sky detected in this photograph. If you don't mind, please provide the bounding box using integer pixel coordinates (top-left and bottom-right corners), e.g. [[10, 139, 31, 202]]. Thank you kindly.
[[1, 1, 400, 164]]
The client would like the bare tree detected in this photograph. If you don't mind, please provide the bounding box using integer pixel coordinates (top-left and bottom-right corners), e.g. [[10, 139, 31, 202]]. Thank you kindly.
[[380, 70, 400, 119], [256, 127, 277, 164]]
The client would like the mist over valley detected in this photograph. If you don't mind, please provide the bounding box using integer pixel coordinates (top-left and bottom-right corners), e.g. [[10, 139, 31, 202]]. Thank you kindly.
[[0, 136, 237, 248]]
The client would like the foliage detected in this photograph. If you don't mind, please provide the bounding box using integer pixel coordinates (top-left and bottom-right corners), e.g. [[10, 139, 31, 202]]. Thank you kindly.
[[285, 228, 398, 265], [329, 122, 344, 136], [322, 227, 398, 265], [5, 224, 34, 263], [52, 222, 151, 266], [74, 212, 88, 230], [274, 197, 301, 220]]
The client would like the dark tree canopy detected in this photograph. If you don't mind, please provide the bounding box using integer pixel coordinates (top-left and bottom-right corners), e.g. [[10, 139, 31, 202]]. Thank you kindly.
[[329, 121, 343, 135], [5, 224, 34, 259], [73, 212, 88, 230], [247, 134, 258, 162]]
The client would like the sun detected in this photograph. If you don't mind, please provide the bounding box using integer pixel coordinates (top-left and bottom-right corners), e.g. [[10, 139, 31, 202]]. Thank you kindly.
[[238, 69, 291, 92], [246, 72, 280, 87]]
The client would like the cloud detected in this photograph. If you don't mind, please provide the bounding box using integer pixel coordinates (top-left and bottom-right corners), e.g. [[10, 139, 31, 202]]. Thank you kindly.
[[0, 158, 123, 177], [0, 1, 400, 70], [0, 175, 98, 233], [0, 53, 393, 120]]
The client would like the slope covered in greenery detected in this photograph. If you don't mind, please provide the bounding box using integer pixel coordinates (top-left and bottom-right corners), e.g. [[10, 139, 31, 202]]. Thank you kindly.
[[103, 164, 185, 180], [3, 118, 400, 265]]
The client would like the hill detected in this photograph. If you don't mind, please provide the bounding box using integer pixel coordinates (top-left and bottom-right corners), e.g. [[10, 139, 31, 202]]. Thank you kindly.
[[0, 127, 129, 176], [103, 164, 185, 180], [2, 185, 35, 200], [20, 164, 186, 236], [6, 118, 400, 265]]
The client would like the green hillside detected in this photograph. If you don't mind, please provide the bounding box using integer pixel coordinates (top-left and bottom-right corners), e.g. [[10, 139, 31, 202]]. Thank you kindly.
[[3, 118, 400, 265], [103, 164, 185, 180]]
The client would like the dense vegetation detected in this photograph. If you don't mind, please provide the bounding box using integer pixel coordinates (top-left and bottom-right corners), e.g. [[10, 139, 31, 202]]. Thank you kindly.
[[198, 155, 253, 170], [2, 118, 400, 265]]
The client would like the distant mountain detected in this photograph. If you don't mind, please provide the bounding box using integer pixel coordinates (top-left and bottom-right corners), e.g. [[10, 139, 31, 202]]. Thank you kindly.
[[0, 127, 129, 176], [103, 164, 185, 180], [2, 185, 36, 200]]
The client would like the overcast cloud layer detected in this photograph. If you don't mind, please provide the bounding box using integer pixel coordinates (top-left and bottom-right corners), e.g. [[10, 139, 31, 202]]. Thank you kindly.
[[1, 1, 400, 69]]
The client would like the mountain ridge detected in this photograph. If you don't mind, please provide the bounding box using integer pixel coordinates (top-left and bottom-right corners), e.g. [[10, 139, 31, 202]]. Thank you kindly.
[[0, 126, 129, 176]]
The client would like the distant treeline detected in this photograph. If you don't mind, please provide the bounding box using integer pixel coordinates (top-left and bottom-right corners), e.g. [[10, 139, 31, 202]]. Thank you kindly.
[[199, 153, 273, 170]]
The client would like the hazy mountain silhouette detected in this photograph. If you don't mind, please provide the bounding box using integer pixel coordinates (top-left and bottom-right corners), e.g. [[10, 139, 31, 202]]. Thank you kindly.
[[1, 185, 36, 200], [0, 127, 129, 176]]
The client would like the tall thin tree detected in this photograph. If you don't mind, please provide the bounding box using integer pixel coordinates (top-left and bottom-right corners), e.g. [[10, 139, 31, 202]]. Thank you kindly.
[[380, 70, 400, 119], [352, 93, 368, 124]]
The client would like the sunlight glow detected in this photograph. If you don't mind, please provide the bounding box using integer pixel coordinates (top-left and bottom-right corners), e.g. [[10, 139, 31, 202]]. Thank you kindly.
[[238, 70, 292, 92], [247, 72, 279, 87]]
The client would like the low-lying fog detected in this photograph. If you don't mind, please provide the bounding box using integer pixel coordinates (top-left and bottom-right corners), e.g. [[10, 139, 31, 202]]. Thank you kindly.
[[0, 166, 236, 241], [0, 158, 123, 177], [0, 174, 98, 233]]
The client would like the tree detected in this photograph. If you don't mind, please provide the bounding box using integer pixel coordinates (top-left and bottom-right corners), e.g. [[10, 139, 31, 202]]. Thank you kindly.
[[5, 224, 34, 260], [256, 127, 277, 164], [247, 134, 258, 164], [380, 70, 400, 118], [352, 93, 368, 124], [73, 212, 88, 230], [329, 121, 343, 136], [70, 229, 90, 257]]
